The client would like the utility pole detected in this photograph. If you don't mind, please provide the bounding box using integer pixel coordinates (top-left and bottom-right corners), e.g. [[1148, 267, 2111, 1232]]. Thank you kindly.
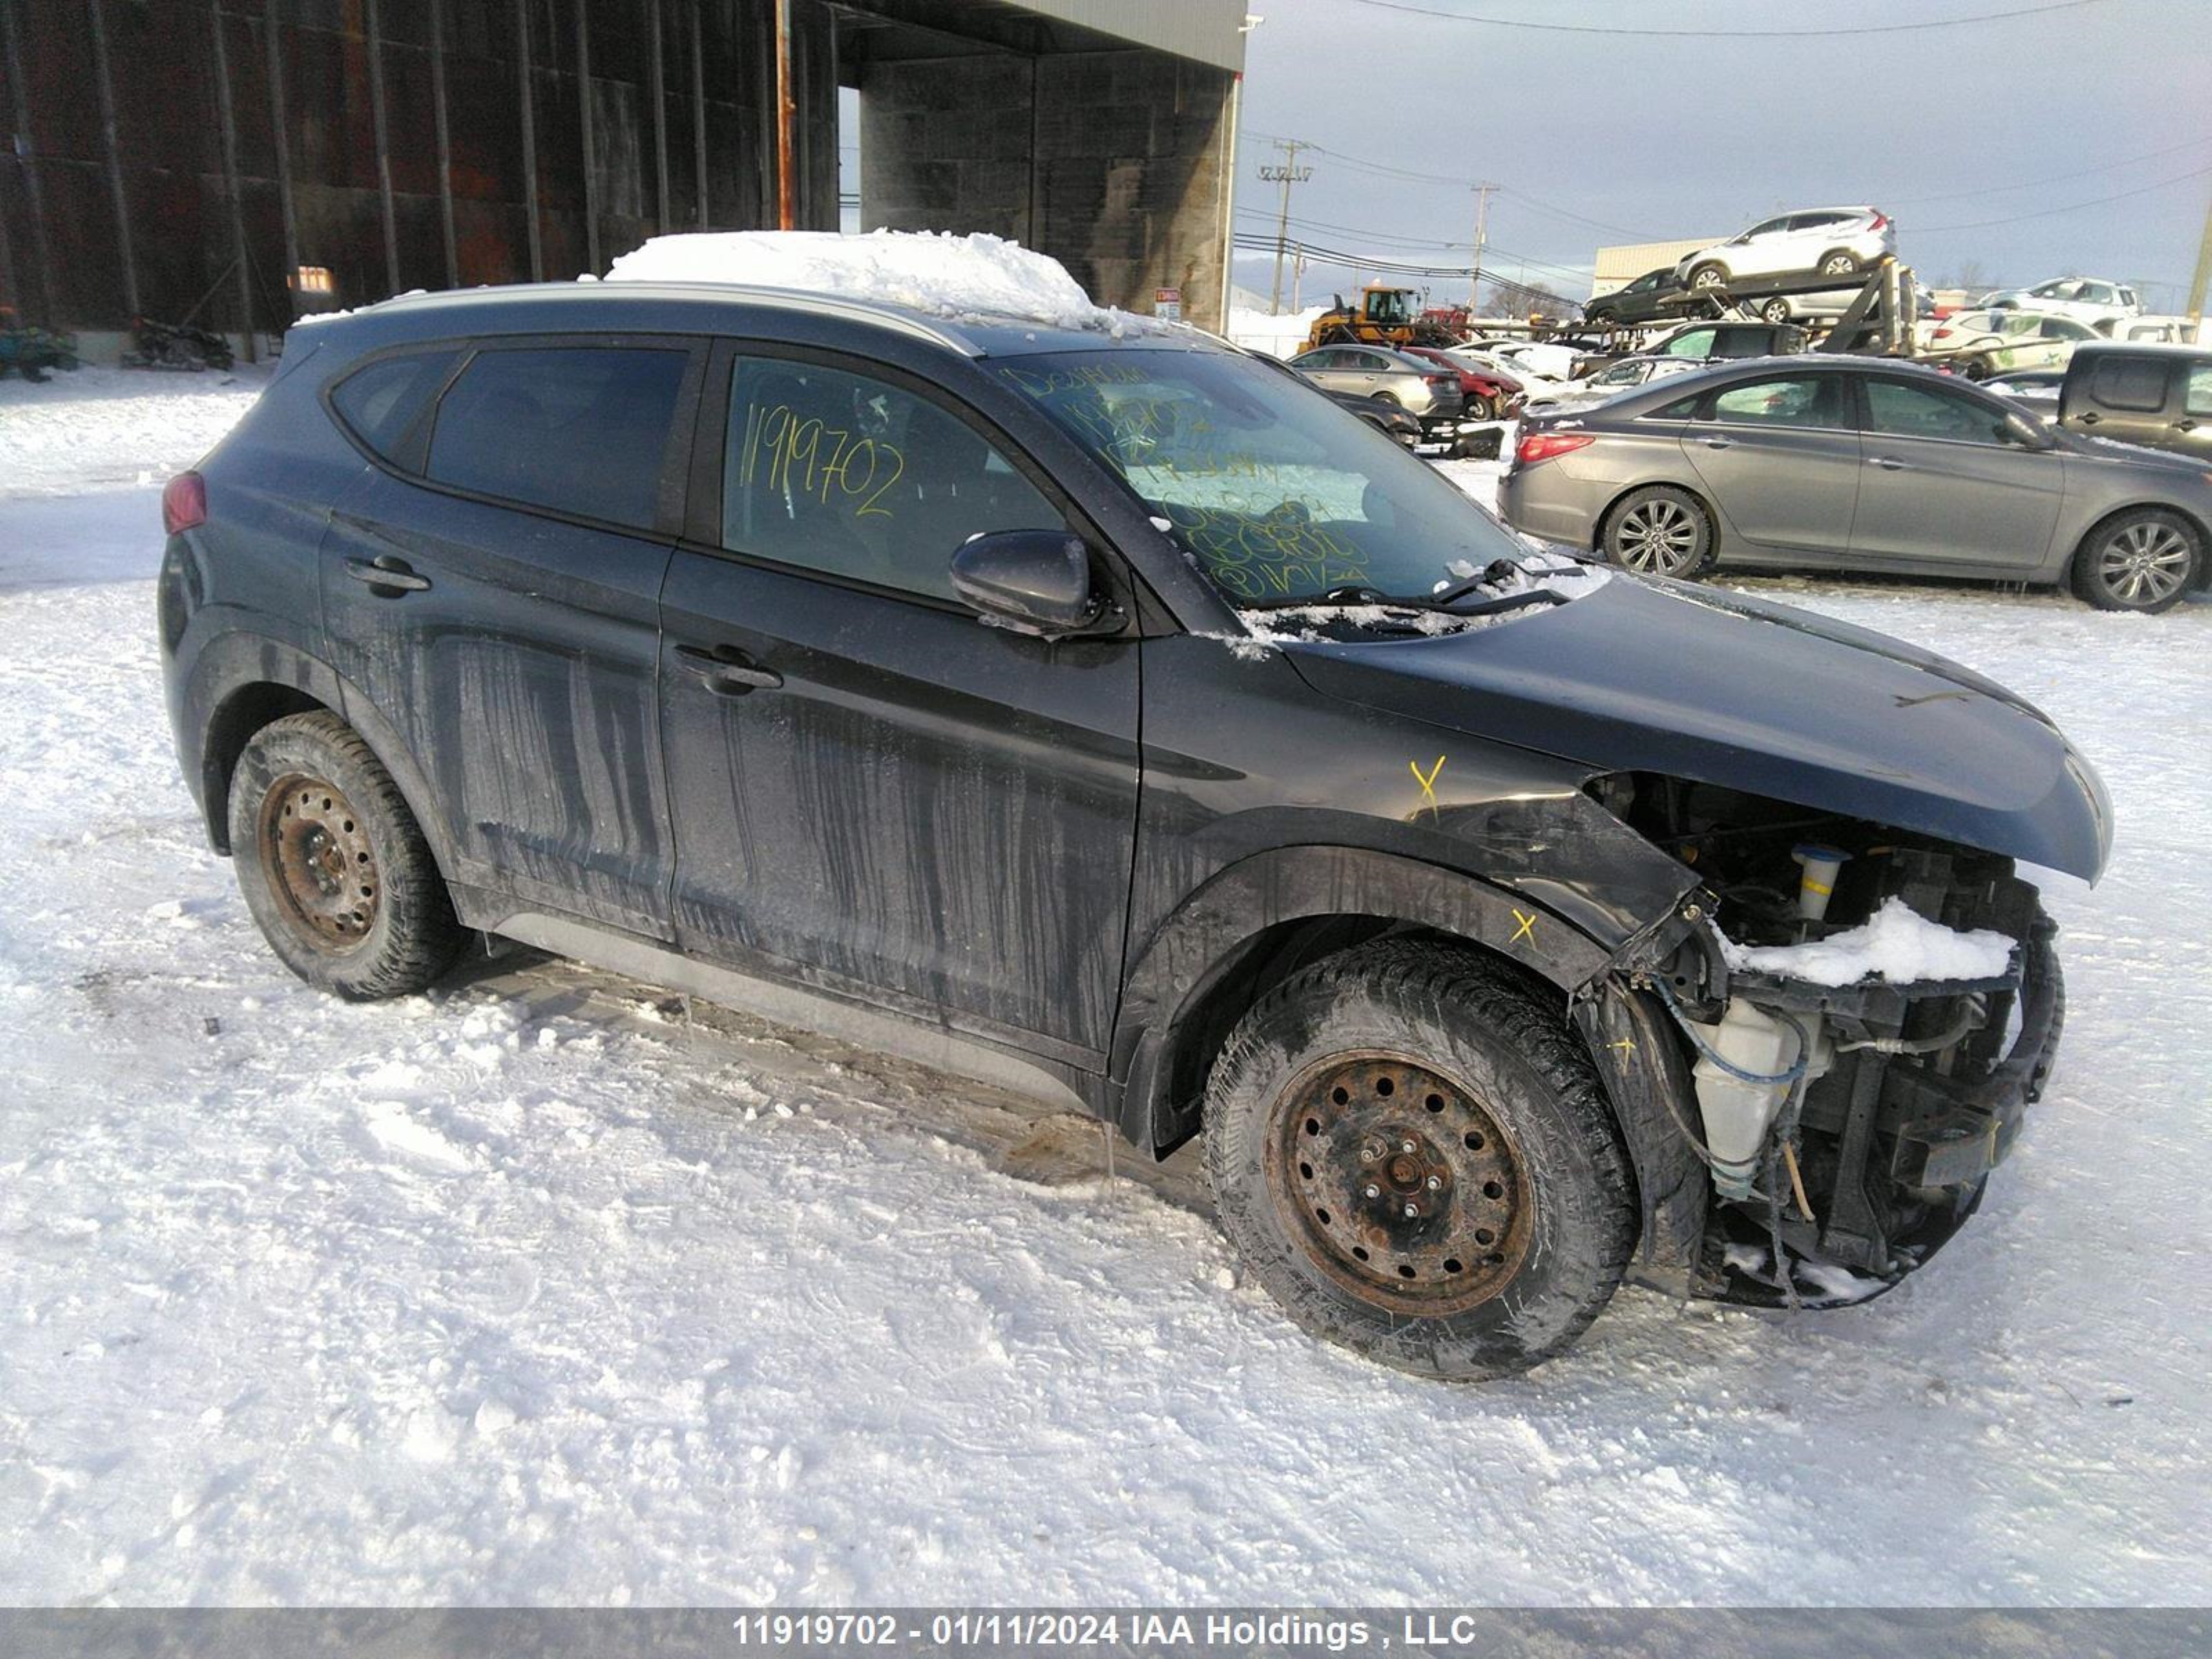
[[2186, 187, 2212, 333], [1259, 139, 1313, 314], [1468, 182, 1496, 312]]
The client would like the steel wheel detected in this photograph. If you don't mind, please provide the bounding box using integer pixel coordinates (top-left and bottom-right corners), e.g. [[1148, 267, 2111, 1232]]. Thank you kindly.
[[259, 771, 380, 952], [1611, 494, 1705, 574], [2091, 517, 2195, 609], [1266, 1052, 1532, 1319]]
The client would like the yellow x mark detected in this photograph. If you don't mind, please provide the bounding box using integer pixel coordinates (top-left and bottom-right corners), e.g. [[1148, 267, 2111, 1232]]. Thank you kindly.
[[1510, 907, 1537, 945], [1409, 754, 1446, 821]]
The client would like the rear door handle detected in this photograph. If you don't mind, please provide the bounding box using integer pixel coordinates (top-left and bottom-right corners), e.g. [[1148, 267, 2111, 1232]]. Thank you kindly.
[[343, 555, 431, 594], [675, 643, 782, 695], [1866, 455, 1909, 471], [2077, 411, 2101, 426], [1698, 435, 1734, 449]]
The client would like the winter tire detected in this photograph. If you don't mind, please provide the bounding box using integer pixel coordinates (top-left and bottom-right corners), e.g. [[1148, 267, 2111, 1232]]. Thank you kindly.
[[2072, 509, 2201, 614], [1203, 939, 1636, 1380], [1602, 485, 1715, 578], [227, 711, 465, 999]]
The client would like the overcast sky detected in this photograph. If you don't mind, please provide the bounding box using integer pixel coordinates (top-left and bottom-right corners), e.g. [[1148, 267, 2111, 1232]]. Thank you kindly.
[[1228, 0, 2212, 311]]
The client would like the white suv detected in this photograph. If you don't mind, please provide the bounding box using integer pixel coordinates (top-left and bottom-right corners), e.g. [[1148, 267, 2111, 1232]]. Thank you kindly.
[[1671, 207, 1896, 293], [1976, 277, 2141, 328]]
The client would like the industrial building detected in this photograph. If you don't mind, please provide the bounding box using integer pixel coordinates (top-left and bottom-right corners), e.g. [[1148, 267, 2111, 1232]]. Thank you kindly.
[[0, 0, 1248, 357]]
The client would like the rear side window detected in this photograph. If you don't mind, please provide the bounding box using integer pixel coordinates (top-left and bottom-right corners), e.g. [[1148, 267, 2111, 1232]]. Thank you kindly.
[[1704, 374, 1844, 428], [330, 349, 460, 461], [2086, 357, 2171, 413], [427, 346, 690, 530]]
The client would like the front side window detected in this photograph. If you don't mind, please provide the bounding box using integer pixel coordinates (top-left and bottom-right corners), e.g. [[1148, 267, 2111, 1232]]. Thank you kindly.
[[720, 355, 1062, 602], [2184, 366, 2212, 418], [427, 346, 688, 530], [999, 348, 1530, 606], [1864, 379, 2010, 446], [2088, 357, 2171, 413], [1702, 375, 1844, 428]]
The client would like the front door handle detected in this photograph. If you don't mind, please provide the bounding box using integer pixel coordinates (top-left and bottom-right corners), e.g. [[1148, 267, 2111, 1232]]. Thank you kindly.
[[675, 643, 782, 695], [2077, 411, 2101, 426], [1866, 455, 1909, 471], [1698, 435, 1734, 449], [2175, 418, 2198, 432], [344, 555, 431, 594]]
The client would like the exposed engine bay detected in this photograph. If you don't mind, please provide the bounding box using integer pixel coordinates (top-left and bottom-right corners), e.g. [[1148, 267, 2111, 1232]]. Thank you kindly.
[[1595, 773, 2063, 1307]]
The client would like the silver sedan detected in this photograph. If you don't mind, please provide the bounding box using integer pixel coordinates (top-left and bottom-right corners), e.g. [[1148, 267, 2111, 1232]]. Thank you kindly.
[[1495, 355, 2212, 613]]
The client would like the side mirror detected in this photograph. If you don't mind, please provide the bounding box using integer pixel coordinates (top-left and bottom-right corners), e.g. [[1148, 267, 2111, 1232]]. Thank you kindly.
[[2003, 413, 2054, 449], [950, 529, 1103, 636]]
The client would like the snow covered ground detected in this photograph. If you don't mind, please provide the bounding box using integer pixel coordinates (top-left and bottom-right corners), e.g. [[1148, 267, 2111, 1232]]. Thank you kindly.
[[2, 368, 2209, 1606]]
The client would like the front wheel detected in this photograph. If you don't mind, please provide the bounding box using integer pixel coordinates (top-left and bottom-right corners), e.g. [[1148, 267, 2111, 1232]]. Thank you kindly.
[[2072, 509, 2202, 613], [1203, 941, 1636, 1380], [1687, 263, 1727, 291], [1760, 297, 1793, 326], [227, 711, 465, 999], [1602, 484, 1714, 577]]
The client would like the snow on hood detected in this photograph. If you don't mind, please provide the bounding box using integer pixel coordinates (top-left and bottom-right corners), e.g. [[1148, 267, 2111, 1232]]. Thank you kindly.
[[1721, 897, 2014, 988], [603, 229, 1152, 335]]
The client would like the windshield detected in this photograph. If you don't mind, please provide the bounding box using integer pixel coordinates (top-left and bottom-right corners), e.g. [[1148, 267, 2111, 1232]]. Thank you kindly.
[[997, 348, 1532, 606]]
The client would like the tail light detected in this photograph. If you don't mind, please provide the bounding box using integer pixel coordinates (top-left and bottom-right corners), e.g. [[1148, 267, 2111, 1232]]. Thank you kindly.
[[162, 471, 207, 536], [1870, 211, 1890, 231], [1517, 431, 1595, 466], [1424, 373, 1455, 390]]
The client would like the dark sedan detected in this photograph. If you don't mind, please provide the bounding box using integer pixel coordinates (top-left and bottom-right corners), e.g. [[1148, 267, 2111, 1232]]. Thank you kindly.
[[1497, 355, 2211, 612]]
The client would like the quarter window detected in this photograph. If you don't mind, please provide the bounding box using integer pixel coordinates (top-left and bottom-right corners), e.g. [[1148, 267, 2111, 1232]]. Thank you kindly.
[[721, 355, 1062, 601], [2087, 357, 2171, 413], [330, 348, 461, 462], [427, 346, 690, 530], [1864, 379, 2009, 445], [1703, 375, 1844, 428]]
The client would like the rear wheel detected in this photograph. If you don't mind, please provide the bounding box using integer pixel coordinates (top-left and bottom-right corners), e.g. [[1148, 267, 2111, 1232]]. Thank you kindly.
[[1760, 297, 1793, 326], [1602, 485, 1714, 577], [1818, 250, 1859, 278], [227, 711, 465, 999], [1203, 941, 1635, 1380], [2071, 509, 2201, 614]]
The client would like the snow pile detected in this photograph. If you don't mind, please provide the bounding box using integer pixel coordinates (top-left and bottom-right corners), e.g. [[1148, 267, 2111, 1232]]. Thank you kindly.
[[604, 229, 1140, 334], [1722, 897, 2016, 987]]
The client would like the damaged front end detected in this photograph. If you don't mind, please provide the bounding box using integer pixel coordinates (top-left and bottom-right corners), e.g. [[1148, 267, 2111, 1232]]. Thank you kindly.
[[1593, 774, 2069, 1308]]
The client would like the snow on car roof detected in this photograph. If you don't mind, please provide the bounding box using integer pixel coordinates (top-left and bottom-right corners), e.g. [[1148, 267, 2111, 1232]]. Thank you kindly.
[[604, 229, 1161, 338]]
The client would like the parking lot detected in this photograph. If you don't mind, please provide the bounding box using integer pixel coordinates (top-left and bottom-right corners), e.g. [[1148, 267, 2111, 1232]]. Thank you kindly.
[[3, 370, 2208, 1603]]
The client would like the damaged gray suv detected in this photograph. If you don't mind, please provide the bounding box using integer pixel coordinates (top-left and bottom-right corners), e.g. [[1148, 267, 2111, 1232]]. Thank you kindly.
[[160, 282, 2107, 1379]]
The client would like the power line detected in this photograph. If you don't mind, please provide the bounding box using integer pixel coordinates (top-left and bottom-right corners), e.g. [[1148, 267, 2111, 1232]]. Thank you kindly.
[[1882, 133, 2212, 205], [1335, 0, 2108, 38], [1913, 162, 2212, 233]]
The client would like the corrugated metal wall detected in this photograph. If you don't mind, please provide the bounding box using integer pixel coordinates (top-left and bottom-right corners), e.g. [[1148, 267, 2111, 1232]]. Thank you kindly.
[[0, 0, 842, 334]]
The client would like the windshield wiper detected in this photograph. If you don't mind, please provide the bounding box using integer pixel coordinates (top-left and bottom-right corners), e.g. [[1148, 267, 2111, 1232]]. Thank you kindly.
[[1240, 584, 1403, 611]]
